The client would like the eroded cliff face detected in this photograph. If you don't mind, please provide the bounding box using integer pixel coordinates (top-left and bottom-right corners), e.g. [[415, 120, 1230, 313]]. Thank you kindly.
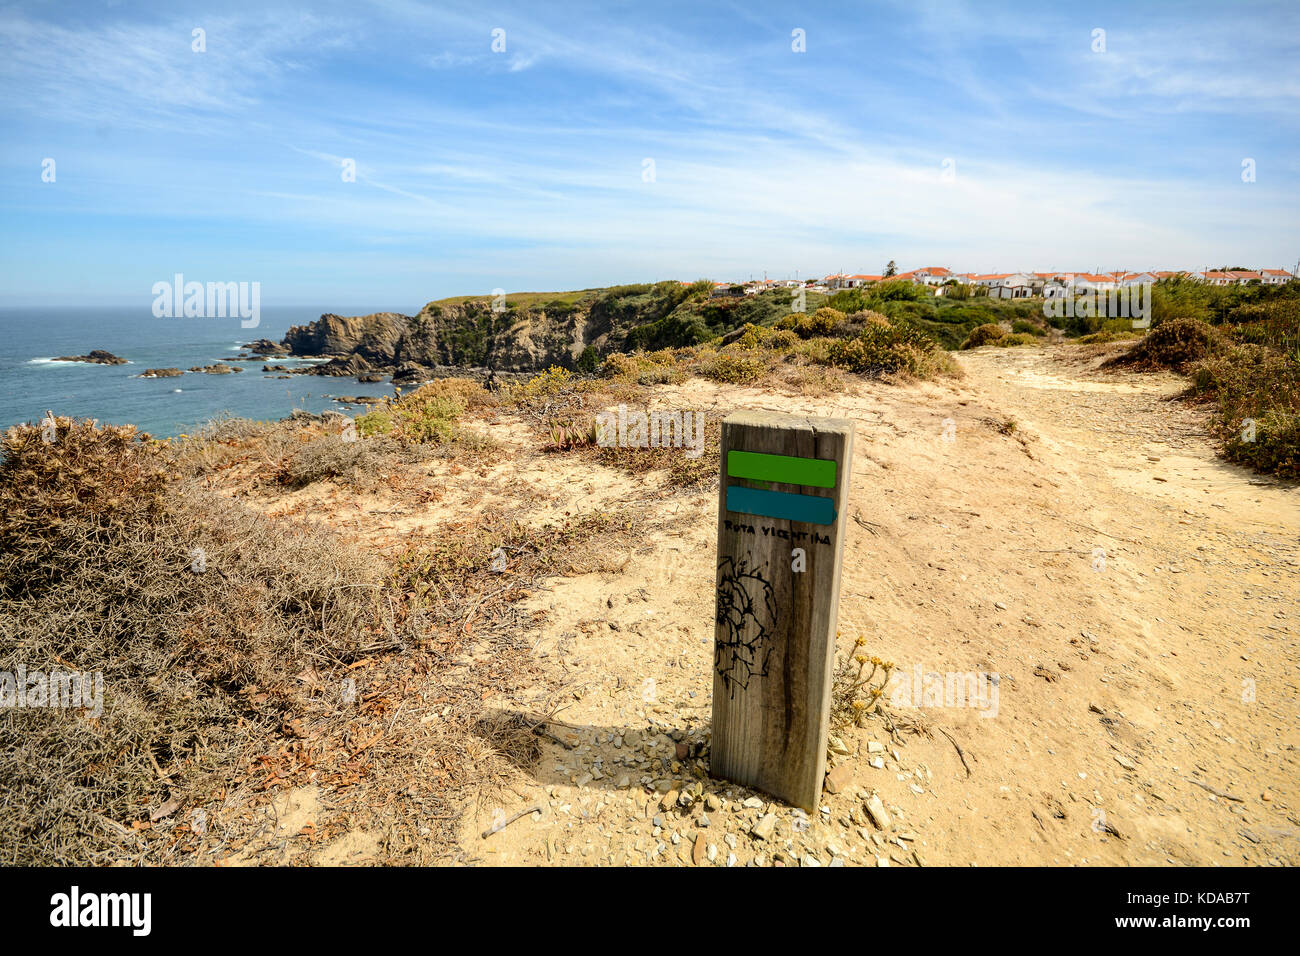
[[282, 313, 408, 362], [282, 300, 612, 372]]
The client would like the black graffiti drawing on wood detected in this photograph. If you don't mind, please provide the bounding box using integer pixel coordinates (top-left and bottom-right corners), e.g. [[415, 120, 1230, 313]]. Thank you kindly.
[[714, 553, 777, 699]]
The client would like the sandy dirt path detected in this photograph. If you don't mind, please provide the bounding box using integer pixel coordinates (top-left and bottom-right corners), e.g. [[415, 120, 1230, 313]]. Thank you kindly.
[[419, 343, 1297, 866]]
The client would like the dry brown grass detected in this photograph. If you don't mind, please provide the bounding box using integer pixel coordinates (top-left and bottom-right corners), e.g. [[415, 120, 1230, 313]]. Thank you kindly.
[[0, 415, 597, 865]]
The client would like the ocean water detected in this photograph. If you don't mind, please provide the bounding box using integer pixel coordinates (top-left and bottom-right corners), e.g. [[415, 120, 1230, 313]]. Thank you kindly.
[[0, 306, 399, 438]]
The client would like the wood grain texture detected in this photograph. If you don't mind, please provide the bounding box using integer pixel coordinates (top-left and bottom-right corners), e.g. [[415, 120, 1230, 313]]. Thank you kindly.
[[710, 410, 855, 810]]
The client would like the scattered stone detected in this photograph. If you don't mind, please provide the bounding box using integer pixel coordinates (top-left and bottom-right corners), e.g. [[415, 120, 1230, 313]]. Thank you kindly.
[[742, 796, 764, 809], [751, 814, 778, 841], [692, 833, 706, 865], [825, 763, 855, 794], [865, 795, 892, 830]]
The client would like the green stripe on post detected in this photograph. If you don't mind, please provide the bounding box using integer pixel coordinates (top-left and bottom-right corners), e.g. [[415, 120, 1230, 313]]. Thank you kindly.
[[726, 450, 837, 488]]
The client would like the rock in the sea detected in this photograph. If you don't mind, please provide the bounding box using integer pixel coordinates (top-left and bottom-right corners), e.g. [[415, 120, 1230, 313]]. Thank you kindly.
[[242, 338, 289, 355], [310, 353, 373, 377], [54, 349, 127, 365], [138, 367, 183, 378], [189, 363, 241, 374], [390, 361, 430, 386]]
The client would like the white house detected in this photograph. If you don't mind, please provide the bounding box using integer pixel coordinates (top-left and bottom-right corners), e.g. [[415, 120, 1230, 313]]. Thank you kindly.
[[971, 273, 1033, 298]]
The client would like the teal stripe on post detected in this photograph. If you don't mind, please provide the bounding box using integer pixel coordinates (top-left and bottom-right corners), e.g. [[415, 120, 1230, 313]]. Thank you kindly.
[[725, 485, 836, 526], [726, 450, 837, 488]]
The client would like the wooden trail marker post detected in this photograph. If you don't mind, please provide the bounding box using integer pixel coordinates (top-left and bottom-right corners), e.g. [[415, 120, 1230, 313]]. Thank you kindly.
[[711, 410, 855, 810]]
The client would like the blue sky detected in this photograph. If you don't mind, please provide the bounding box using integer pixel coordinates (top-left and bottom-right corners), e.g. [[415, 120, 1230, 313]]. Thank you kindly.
[[2, 0, 1298, 309]]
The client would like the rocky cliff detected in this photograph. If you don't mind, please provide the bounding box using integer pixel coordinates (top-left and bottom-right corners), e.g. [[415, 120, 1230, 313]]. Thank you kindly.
[[281, 301, 609, 374], [279, 282, 720, 381]]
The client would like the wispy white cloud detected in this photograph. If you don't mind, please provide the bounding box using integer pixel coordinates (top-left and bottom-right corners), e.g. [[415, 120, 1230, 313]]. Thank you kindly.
[[0, 0, 1296, 303]]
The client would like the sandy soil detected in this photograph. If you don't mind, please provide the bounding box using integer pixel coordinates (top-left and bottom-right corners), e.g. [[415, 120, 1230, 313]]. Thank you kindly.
[[456, 343, 1300, 866]]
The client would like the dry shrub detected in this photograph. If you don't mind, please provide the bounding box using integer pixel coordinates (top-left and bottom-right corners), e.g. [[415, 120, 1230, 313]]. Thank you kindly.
[[280, 434, 414, 489], [995, 332, 1041, 347], [780, 363, 850, 396], [0, 417, 167, 593], [599, 350, 685, 384], [0, 419, 402, 864], [1106, 316, 1223, 372], [590, 413, 722, 488], [846, 309, 891, 330], [406, 377, 498, 412], [961, 323, 1007, 348], [168, 415, 324, 484], [392, 509, 642, 617]]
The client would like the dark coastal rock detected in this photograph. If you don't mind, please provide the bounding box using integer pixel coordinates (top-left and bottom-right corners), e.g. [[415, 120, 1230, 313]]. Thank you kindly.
[[332, 395, 383, 405], [263, 364, 288, 372], [282, 312, 407, 361], [138, 367, 183, 378], [309, 354, 373, 377], [276, 298, 602, 375], [390, 361, 430, 385], [357, 372, 384, 383], [188, 363, 242, 374], [242, 338, 289, 355], [53, 349, 127, 365]]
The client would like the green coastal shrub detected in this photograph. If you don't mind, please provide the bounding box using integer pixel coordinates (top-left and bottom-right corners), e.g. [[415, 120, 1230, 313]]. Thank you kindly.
[[702, 353, 767, 384]]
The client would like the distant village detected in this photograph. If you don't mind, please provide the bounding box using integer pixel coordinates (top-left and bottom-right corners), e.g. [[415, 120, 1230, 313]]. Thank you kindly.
[[701, 266, 1297, 300]]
